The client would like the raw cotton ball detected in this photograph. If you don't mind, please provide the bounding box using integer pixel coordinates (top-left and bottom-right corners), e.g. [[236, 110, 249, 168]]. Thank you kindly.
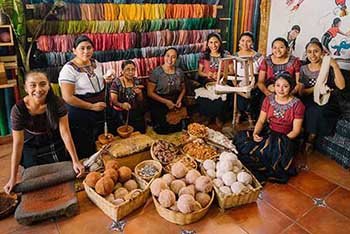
[[113, 182, 123, 191], [232, 166, 241, 173], [162, 173, 175, 186], [177, 194, 196, 214], [206, 169, 216, 178], [232, 159, 243, 169], [193, 201, 202, 211], [105, 194, 115, 203], [203, 159, 216, 170], [170, 179, 186, 194], [230, 182, 246, 195], [150, 178, 169, 197], [85, 171, 102, 188], [158, 189, 176, 208], [217, 160, 233, 172], [195, 192, 211, 208], [237, 171, 252, 185], [213, 178, 224, 187], [219, 186, 232, 195], [170, 201, 179, 211], [105, 160, 119, 171], [95, 177, 114, 196], [118, 166, 132, 182], [114, 187, 129, 199], [104, 169, 119, 182], [124, 189, 142, 200], [195, 176, 213, 193], [222, 171, 237, 186], [123, 179, 138, 191], [178, 185, 196, 197], [171, 161, 188, 179], [219, 151, 237, 162], [216, 170, 225, 179], [185, 169, 201, 184], [246, 184, 254, 190]]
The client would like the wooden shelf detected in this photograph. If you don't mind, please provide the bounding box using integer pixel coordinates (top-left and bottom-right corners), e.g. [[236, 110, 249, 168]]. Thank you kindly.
[[0, 79, 17, 89], [0, 55, 18, 70], [0, 25, 14, 47]]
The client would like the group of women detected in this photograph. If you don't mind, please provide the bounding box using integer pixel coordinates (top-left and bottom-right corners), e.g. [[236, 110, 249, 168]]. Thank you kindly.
[[3, 30, 349, 193]]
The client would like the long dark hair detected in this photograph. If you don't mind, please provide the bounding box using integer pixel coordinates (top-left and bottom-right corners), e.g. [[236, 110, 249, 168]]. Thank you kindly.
[[73, 35, 94, 49], [203, 32, 226, 60], [25, 71, 60, 130]]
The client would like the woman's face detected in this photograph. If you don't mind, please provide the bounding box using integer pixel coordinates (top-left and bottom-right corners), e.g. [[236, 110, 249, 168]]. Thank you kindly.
[[208, 36, 221, 53], [288, 29, 300, 40], [73, 41, 94, 64], [164, 49, 177, 67], [123, 63, 136, 80], [306, 43, 323, 64], [272, 40, 288, 58], [25, 73, 50, 103], [239, 35, 253, 51], [274, 78, 291, 98]]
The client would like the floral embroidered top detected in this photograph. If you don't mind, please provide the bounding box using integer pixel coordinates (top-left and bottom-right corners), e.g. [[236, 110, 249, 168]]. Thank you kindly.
[[261, 95, 305, 134], [110, 77, 142, 110]]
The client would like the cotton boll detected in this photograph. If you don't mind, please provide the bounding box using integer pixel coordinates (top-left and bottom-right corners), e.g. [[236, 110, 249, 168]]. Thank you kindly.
[[219, 186, 232, 195], [217, 160, 233, 172], [222, 171, 237, 186], [230, 182, 246, 195], [232, 166, 241, 173], [237, 171, 252, 185], [232, 160, 243, 170], [195, 176, 213, 193], [177, 194, 196, 214], [195, 192, 211, 208], [158, 189, 176, 208], [178, 185, 195, 197], [213, 178, 224, 187], [216, 170, 225, 179], [171, 161, 188, 179], [170, 179, 186, 194], [150, 178, 169, 197], [203, 159, 216, 170], [162, 174, 175, 186], [219, 152, 238, 162], [246, 184, 254, 190], [114, 187, 129, 199], [185, 169, 201, 184], [193, 201, 202, 211], [170, 201, 179, 211], [206, 169, 216, 178], [123, 179, 138, 191]]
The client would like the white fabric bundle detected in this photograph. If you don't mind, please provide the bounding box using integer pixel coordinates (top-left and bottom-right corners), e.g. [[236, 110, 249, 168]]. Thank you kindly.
[[314, 55, 331, 106]]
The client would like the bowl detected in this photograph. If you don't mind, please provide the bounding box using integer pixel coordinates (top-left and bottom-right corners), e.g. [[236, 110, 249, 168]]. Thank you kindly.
[[0, 192, 18, 220], [135, 160, 162, 182], [117, 125, 134, 138], [98, 133, 114, 145]]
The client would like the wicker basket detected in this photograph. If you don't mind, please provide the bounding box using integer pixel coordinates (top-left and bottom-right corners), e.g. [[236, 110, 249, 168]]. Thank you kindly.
[[84, 174, 150, 221], [134, 160, 162, 182], [152, 192, 214, 225], [201, 163, 262, 209], [150, 141, 182, 165], [163, 155, 197, 173]]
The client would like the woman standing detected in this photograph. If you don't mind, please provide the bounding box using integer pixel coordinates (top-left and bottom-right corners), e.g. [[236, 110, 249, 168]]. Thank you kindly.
[[196, 32, 234, 128], [234, 72, 305, 184], [3, 72, 84, 194], [234, 31, 264, 125], [110, 60, 146, 133], [59, 35, 115, 158], [258, 37, 301, 97], [147, 47, 187, 134], [299, 39, 346, 153]]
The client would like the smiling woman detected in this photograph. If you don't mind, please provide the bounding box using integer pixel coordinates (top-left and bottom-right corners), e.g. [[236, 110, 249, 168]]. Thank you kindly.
[[3, 71, 84, 194]]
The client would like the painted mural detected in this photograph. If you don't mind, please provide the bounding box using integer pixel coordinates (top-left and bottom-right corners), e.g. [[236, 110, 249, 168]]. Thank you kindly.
[[267, 0, 350, 69]]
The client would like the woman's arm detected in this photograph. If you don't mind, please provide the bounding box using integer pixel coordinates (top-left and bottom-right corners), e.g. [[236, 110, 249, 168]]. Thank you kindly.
[[330, 59, 346, 90], [198, 63, 210, 78], [293, 72, 302, 95], [253, 111, 267, 142], [60, 83, 106, 111], [3, 130, 24, 194], [59, 114, 84, 177], [147, 82, 175, 109], [176, 83, 186, 108], [110, 93, 131, 110], [299, 85, 314, 96], [257, 71, 272, 96], [287, 118, 303, 139]]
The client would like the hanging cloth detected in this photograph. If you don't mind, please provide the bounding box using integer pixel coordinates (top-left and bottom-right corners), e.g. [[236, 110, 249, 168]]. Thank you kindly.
[[314, 55, 331, 106]]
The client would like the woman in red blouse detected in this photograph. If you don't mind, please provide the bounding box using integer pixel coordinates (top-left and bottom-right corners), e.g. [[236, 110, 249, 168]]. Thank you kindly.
[[234, 72, 305, 184]]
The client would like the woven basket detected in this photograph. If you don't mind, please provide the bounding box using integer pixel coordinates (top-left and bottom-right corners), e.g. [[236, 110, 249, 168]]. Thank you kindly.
[[150, 141, 182, 165], [153, 192, 214, 225], [201, 163, 262, 209], [84, 174, 150, 221], [134, 160, 162, 182], [163, 155, 197, 173]]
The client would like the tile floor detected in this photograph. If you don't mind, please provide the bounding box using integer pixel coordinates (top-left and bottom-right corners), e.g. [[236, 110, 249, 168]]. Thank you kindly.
[[1, 144, 350, 233]]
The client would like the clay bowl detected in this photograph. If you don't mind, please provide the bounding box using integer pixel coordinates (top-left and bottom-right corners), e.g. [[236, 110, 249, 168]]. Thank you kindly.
[[117, 125, 134, 138], [98, 133, 114, 145]]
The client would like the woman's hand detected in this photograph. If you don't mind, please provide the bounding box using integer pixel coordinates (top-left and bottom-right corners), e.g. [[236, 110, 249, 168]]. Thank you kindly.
[[165, 100, 176, 110], [121, 102, 131, 110], [133, 87, 142, 94], [73, 161, 85, 178], [3, 177, 16, 194], [175, 100, 182, 108], [90, 102, 106, 111], [253, 132, 263, 142], [329, 58, 339, 68]]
